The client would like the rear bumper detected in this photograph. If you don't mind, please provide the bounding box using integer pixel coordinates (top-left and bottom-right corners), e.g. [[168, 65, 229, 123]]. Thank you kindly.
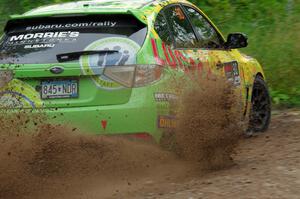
[[1, 88, 164, 142], [44, 101, 161, 141], [1, 73, 176, 142]]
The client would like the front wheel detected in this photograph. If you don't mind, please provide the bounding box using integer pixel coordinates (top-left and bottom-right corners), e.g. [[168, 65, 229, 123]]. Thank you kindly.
[[248, 76, 271, 132]]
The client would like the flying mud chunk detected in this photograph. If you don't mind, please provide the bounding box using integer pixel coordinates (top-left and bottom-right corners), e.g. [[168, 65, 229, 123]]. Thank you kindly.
[[174, 77, 245, 170]]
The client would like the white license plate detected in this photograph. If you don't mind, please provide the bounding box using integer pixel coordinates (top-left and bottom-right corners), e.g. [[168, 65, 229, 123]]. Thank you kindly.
[[41, 79, 78, 99]]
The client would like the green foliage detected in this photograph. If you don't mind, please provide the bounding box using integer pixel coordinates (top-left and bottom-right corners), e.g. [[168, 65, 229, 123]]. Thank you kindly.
[[0, 0, 73, 28], [0, 0, 299, 106], [190, 0, 300, 107]]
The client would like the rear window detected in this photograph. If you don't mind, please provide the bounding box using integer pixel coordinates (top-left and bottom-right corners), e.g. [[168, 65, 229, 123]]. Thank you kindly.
[[0, 15, 147, 64]]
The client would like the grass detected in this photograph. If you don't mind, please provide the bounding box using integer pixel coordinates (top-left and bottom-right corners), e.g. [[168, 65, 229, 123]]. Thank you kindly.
[[198, 1, 300, 107], [242, 14, 300, 106]]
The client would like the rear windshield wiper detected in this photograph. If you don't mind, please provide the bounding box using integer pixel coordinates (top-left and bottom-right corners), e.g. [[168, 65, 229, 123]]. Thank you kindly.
[[56, 50, 119, 62]]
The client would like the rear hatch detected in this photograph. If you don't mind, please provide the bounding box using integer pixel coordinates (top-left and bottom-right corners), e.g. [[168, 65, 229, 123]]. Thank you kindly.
[[0, 14, 147, 108]]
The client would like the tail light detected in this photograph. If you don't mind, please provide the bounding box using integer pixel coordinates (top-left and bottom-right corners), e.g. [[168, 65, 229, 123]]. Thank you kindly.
[[103, 65, 164, 88], [0, 70, 13, 88]]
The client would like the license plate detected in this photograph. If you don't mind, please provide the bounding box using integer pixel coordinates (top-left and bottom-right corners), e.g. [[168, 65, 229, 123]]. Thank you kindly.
[[41, 79, 78, 99]]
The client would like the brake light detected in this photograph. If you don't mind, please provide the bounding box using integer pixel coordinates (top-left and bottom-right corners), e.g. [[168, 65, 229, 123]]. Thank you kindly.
[[103, 65, 164, 88]]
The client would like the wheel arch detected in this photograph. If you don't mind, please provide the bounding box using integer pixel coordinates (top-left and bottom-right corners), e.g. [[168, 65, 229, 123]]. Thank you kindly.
[[250, 73, 266, 102], [255, 72, 265, 80], [248, 72, 272, 132], [244, 72, 266, 117]]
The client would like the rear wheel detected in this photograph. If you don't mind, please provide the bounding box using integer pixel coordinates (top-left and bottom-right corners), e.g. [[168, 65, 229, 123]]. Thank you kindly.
[[249, 76, 271, 132]]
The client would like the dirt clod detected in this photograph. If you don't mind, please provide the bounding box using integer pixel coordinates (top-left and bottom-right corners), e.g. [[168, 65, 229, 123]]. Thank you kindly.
[[174, 77, 244, 169]]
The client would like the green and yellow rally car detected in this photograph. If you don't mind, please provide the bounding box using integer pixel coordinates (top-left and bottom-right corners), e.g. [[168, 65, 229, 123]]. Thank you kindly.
[[0, 0, 271, 142]]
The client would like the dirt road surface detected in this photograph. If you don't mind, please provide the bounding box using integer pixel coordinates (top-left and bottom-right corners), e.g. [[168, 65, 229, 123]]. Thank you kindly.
[[126, 110, 300, 199], [1, 110, 299, 199]]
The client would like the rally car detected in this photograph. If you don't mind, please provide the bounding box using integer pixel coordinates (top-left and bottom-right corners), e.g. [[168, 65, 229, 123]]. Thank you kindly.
[[0, 0, 271, 142]]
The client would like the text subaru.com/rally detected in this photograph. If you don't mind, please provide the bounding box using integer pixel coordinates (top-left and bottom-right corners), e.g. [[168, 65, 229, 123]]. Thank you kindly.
[[0, 0, 271, 142], [25, 21, 118, 30]]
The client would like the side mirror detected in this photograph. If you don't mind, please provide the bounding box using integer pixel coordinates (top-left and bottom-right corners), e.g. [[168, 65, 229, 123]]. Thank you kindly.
[[225, 33, 248, 49]]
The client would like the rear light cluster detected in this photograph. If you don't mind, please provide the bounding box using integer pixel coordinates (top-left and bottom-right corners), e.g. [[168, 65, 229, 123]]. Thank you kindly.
[[0, 70, 13, 88], [104, 64, 164, 88]]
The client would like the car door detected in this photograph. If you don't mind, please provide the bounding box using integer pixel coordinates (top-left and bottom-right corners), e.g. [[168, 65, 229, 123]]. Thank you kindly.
[[154, 4, 211, 77], [182, 5, 245, 88]]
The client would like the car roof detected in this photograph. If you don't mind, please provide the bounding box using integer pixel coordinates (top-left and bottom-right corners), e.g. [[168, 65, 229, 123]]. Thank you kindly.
[[25, 0, 153, 15], [21, 0, 192, 17], [7, 0, 196, 28]]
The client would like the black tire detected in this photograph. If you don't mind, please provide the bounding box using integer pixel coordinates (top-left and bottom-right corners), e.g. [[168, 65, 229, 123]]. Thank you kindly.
[[248, 76, 271, 132]]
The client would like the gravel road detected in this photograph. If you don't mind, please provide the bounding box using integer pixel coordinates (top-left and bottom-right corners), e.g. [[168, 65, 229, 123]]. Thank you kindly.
[[126, 110, 300, 199], [1, 110, 299, 199]]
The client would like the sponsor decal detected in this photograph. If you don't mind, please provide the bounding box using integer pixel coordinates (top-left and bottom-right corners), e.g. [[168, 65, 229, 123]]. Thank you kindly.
[[154, 92, 177, 102], [80, 37, 140, 90], [158, 115, 176, 129], [10, 31, 79, 41], [24, 44, 55, 49], [156, 103, 170, 111], [25, 22, 117, 31], [6, 31, 79, 48], [151, 38, 241, 84], [0, 91, 35, 108], [0, 79, 43, 109], [221, 61, 241, 86], [151, 38, 205, 73]]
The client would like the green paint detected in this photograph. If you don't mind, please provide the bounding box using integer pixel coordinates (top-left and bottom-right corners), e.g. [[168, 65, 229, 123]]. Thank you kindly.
[[0, 0, 267, 141]]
